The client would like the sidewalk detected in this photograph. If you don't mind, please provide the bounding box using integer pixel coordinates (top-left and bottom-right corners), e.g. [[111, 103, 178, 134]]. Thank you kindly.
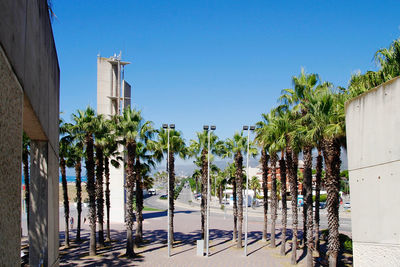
[[59, 206, 307, 266]]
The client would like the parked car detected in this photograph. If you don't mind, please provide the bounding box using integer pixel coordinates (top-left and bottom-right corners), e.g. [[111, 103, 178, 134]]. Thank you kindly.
[[344, 202, 351, 210], [221, 199, 230, 205], [148, 188, 156, 195], [319, 202, 326, 209]]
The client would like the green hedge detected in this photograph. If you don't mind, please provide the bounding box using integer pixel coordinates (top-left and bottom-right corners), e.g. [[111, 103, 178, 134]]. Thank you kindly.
[[313, 194, 327, 202], [174, 179, 186, 200]]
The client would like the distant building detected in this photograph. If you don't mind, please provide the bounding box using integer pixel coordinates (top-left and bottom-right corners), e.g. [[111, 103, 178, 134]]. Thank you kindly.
[[97, 54, 131, 223], [252, 160, 305, 196]]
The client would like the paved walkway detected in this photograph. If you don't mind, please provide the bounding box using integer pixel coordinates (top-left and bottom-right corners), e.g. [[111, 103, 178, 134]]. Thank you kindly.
[[56, 185, 352, 266], [60, 209, 306, 267]]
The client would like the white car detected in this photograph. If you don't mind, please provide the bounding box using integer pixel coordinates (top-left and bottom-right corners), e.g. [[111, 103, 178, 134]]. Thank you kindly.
[[344, 202, 351, 210]]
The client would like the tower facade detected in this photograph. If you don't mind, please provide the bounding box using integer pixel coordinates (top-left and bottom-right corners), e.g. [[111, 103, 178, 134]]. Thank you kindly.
[[97, 54, 131, 223]]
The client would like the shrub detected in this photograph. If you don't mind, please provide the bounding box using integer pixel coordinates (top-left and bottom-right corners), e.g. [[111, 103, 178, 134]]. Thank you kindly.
[[313, 194, 327, 202], [339, 233, 353, 252], [320, 229, 353, 253]]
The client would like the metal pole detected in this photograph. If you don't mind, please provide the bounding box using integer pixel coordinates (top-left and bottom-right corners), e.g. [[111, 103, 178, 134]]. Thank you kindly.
[[244, 129, 250, 256], [206, 130, 211, 257], [167, 128, 171, 257]]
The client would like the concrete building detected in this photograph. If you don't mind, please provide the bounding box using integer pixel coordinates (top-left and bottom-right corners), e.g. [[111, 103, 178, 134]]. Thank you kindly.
[[0, 1, 60, 266], [346, 77, 400, 266], [97, 55, 131, 223]]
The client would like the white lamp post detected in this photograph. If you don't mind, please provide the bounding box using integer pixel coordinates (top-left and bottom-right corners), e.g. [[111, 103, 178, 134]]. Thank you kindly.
[[163, 123, 175, 257], [243, 125, 255, 256], [204, 125, 216, 257]]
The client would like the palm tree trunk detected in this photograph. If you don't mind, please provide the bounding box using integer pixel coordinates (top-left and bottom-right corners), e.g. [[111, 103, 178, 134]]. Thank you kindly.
[[218, 185, 223, 204], [279, 154, 287, 255], [126, 142, 136, 257], [86, 134, 97, 256], [286, 147, 298, 265], [169, 152, 175, 244], [235, 151, 244, 248], [60, 157, 70, 247], [104, 157, 111, 242], [201, 149, 207, 241], [135, 159, 143, 244], [270, 153, 278, 248], [302, 182, 307, 246], [314, 146, 323, 252], [232, 174, 238, 242], [22, 151, 30, 230], [322, 139, 341, 267], [195, 175, 199, 194], [95, 146, 105, 247], [261, 149, 269, 241], [75, 159, 82, 242], [303, 146, 314, 267]]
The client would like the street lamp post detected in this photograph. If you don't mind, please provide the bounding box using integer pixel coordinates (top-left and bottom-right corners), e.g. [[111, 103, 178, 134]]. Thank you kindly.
[[204, 125, 216, 257], [243, 125, 255, 256], [163, 123, 175, 258]]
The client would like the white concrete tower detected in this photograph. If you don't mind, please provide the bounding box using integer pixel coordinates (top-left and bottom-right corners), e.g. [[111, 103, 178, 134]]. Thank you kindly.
[[97, 54, 131, 223]]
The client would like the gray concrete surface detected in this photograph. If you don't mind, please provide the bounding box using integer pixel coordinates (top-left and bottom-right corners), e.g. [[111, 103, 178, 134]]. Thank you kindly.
[[346, 77, 400, 266], [0, 45, 24, 266], [0, 0, 60, 265]]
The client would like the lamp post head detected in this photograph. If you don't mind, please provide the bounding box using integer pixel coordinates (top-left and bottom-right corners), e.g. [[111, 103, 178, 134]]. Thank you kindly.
[[243, 126, 249, 131], [170, 124, 175, 129], [211, 125, 216, 131], [250, 126, 255, 131], [162, 124, 168, 129], [203, 125, 209, 131]]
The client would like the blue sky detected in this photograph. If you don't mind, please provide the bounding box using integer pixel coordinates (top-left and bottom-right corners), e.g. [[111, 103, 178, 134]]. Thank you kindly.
[[53, 0, 400, 166]]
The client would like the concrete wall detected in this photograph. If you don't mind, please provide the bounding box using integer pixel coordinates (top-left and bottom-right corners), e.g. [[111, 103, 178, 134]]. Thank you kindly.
[[345, 77, 400, 266], [0, 0, 60, 265], [0, 45, 24, 267]]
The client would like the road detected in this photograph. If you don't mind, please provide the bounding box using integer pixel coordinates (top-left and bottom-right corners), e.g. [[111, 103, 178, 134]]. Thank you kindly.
[[145, 182, 352, 234]]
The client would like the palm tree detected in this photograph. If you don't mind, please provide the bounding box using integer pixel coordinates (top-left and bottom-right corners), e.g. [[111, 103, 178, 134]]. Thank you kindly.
[[192, 169, 201, 194], [374, 38, 400, 82], [269, 152, 278, 248], [255, 114, 272, 242], [66, 141, 84, 242], [93, 115, 109, 247], [22, 133, 30, 229], [59, 119, 72, 248], [273, 106, 299, 264], [189, 131, 223, 242], [280, 69, 321, 265], [224, 131, 257, 248], [72, 107, 97, 256], [225, 162, 239, 241], [302, 81, 333, 256], [102, 123, 121, 243], [279, 151, 288, 256], [322, 92, 346, 267], [305, 86, 346, 266], [216, 170, 228, 204], [250, 176, 260, 199], [134, 139, 155, 244], [116, 108, 152, 257], [151, 128, 186, 245]]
